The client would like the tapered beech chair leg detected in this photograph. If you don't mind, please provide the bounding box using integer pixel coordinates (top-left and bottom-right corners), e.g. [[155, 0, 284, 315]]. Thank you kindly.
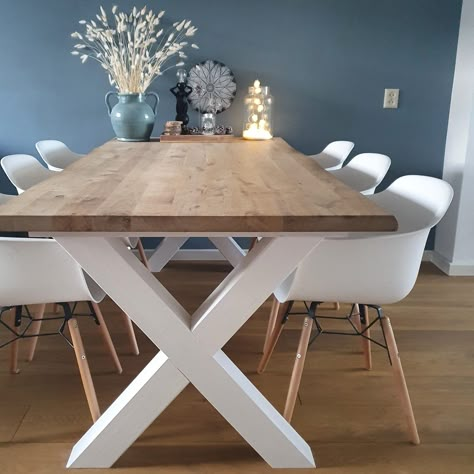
[[381, 316, 420, 445], [9, 308, 21, 375], [360, 305, 372, 370], [91, 302, 122, 374], [26, 304, 46, 362], [283, 316, 313, 422], [68, 318, 100, 423], [263, 298, 280, 354], [352, 304, 362, 332], [121, 311, 140, 356], [258, 302, 290, 374], [137, 239, 150, 271], [10, 338, 20, 375]]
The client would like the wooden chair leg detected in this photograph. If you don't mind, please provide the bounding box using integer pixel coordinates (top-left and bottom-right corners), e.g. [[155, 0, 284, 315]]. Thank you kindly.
[[9, 308, 20, 375], [352, 304, 362, 332], [26, 304, 46, 362], [258, 301, 290, 374], [262, 297, 280, 354], [381, 316, 420, 445], [91, 302, 123, 375], [283, 316, 313, 422], [121, 311, 140, 356], [68, 318, 100, 423], [53, 303, 59, 314], [137, 239, 150, 270], [359, 305, 372, 370], [10, 338, 20, 375]]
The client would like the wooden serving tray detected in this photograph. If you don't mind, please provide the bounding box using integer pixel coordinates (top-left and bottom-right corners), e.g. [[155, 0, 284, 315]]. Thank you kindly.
[[159, 134, 240, 143]]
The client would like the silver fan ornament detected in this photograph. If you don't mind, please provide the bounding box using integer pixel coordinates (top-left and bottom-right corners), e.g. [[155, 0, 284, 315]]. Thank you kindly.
[[187, 60, 237, 114]]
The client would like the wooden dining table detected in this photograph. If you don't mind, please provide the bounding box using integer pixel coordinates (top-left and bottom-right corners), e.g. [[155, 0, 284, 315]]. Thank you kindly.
[[0, 137, 397, 469]]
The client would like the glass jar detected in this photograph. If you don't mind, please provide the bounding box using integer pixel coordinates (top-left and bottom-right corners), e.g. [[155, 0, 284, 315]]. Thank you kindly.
[[243, 80, 273, 140], [201, 113, 216, 135]]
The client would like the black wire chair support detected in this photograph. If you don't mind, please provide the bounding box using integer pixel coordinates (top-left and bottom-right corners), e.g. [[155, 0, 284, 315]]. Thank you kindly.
[[283, 301, 392, 365], [0, 302, 100, 350]]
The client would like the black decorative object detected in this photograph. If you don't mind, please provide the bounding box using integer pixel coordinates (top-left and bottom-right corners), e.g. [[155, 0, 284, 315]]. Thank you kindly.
[[215, 125, 226, 135], [187, 60, 237, 114], [170, 69, 193, 130], [225, 126, 233, 135]]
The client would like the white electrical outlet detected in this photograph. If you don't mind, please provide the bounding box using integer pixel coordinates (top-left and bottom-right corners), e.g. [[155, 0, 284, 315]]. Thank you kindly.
[[384, 89, 400, 109]]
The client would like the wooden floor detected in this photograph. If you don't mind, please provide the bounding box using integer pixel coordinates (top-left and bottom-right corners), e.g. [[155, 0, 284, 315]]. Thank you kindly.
[[0, 262, 473, 473]]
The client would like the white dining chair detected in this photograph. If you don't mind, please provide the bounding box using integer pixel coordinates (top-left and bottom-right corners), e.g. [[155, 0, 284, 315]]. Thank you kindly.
[[0, 187, 140, 356], [308, 141, 355, 171], [330, 153, 391, 195], [0, 237, 128, 422], [36, 140, 84, 172], [1, 154, 55, 194], [258, 175, 453, 444]]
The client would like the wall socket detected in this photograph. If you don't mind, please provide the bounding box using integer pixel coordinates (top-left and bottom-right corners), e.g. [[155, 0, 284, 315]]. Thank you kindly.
[[384, 89, 400, 109]]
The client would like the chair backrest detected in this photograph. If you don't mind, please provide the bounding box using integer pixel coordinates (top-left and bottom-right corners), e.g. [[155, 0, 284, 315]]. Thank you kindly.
[[0, 193, 13, 206], [323, 141, 355, 162], [0, 238, 105, 307], [36, 140, 83, 172], [309, 140, 355, 171], [1, 154, 55, 194], [275, 176, 454, 306], [330, 153, 391, 195]]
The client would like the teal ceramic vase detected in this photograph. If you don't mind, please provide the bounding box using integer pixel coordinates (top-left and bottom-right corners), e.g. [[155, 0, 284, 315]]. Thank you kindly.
[[105, 92, 160, 142]]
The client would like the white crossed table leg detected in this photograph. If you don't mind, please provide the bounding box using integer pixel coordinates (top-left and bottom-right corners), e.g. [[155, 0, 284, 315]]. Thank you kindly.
[[148, 237, 246, 271], [56, 235, 322, 469]]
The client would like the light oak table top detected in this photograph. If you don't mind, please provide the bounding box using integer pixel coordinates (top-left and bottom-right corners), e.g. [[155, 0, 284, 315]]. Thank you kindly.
[[0, 138, 397, 234]]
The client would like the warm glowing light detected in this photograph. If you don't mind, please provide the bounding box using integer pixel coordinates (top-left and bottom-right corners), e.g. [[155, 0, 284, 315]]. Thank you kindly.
[[243, 128, 273, 140], [243, 79, 273, 140]]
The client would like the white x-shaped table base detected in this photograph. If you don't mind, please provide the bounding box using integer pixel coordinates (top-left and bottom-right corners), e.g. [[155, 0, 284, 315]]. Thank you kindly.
[[55, 235, 323, 469], [149, 237, 247, 271]]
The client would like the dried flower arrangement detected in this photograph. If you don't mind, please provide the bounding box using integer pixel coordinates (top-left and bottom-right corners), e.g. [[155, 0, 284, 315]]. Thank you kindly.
[[71, 6, 198, 93]]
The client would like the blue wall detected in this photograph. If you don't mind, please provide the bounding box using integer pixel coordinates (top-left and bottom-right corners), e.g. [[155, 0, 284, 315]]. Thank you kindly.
[[0, 0, 462, 249]]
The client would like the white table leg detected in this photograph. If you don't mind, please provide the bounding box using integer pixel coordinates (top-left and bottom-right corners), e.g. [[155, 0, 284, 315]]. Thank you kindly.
[[209, 237, 246, 267], [68, 352, 188, 468], [148, 237, 189, 272], [56, 236, 322, 469]]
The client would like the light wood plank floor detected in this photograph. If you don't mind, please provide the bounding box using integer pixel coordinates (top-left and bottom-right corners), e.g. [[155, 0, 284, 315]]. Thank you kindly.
[[0, 262, 473, 473]]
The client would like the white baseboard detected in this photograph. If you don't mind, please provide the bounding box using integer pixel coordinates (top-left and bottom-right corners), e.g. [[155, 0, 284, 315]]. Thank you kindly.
[[427, 250, 474, 276], [141, 248, 474, 276], [169, 249, 228, 261]]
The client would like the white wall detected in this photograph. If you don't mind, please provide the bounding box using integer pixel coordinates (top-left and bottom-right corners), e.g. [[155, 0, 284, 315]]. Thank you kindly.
[[434, 0, 474, 276]]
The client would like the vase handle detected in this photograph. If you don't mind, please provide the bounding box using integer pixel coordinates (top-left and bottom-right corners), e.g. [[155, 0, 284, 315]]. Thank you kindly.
[[105, 91, 118, 115], [146, 92, 160, 115]]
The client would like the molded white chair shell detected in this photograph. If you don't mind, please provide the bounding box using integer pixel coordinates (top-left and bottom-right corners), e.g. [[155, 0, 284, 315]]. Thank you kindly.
[[274, 176, 453, 306], [36, 140, 84, 172], [330, 153, 391, 195], [0, 238, 105, 307], [309, 141, 355, 171], [0, 237, 126, 421], [259, 176, 453, 438], [0, 193, 13, 206], [1, 155, 55, 194]]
